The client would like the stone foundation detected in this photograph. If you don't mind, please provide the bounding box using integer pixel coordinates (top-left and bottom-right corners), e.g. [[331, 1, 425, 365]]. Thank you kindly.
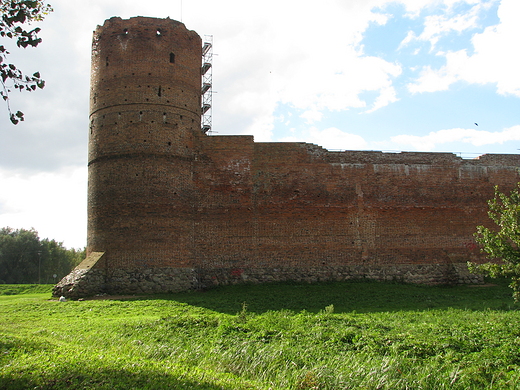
[[53, 267, 106, 298], [54, 261, 482, 298], [196, 263, 482, 288], [52, 252, 106, 298], [104, 267, 198, 295]]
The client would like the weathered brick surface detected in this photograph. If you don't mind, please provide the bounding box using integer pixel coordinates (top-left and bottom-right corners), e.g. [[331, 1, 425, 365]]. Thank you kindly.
[[54, 17, 520, 298], [195, 138, 518, 274], [87, 17, 200, 273]]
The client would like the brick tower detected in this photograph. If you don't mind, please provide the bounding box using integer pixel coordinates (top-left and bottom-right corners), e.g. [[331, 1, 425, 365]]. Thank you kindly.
[[87, 17, 202, 291]]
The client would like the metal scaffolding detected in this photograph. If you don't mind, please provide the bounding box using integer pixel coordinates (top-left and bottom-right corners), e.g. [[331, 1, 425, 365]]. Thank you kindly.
[[201, 36, 213, 134]]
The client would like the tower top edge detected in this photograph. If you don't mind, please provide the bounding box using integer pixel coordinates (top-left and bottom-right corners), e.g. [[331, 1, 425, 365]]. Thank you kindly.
[[95, 16, 198, 38]]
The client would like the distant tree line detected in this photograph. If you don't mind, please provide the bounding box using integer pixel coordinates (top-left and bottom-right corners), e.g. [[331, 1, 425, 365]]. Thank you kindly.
[[0, 227, 84, 284]]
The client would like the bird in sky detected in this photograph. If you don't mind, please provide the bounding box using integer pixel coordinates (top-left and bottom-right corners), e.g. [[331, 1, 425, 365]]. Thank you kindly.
[[474, 123, 479, 126]]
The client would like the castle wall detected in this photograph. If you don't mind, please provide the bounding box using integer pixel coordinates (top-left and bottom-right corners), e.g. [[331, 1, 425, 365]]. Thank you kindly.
[[192, 138, 519, 288], [53, 16, 520, 298]]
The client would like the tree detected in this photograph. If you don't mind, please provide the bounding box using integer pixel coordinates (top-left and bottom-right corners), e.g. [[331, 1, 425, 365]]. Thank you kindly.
[[1, 0, 52, 124], [0, 227, 84, 284], [40, 238, 84, 284], [0, 227, 40, 283], [469, 183, 520, 301]]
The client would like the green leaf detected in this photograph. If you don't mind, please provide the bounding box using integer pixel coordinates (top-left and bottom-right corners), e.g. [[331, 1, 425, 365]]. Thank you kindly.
[[472, 183, 520, 300]]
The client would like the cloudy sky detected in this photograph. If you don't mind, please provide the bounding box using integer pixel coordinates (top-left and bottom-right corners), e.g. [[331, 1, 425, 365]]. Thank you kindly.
[[0, 0, 519, 249]]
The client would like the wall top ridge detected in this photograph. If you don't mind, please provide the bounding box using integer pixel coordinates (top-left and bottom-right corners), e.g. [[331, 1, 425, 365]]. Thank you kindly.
[[471, 153, 520, 166], [205, 135, 519, 167], [93, 16, 200, 44], [321, 150, 519, 166], [97, 16, 190, 31]]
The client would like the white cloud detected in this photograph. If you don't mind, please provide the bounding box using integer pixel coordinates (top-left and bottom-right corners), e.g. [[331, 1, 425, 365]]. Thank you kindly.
[[0, 167, 87, 248], [300, 108, 323, 124], [398, 0, 487, 19], [407, 0, 520, 96], [407, 51, 462, 93], [195, 0, 406, 139], [399, 0, 489, 51], [279, 126, 368, 151], [365, 85, 399, 113], [391, 125, 520, 150]]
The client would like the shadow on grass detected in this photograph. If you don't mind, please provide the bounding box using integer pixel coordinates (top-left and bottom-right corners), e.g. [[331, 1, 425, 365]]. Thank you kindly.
[[0, 368, 240, 390], [0, 328, 251, 390], [150, 279, 516, 315]]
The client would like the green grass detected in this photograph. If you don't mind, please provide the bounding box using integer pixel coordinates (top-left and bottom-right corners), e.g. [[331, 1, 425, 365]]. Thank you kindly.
[[1, 280, 519, 389], [0, 284, 52, 296]]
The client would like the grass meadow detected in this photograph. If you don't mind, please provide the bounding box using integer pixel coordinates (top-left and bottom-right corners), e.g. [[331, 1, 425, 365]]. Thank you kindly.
[[1, 280, 519, 389]]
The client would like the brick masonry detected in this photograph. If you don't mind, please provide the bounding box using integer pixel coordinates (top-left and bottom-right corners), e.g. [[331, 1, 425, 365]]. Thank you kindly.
[[54, 17, 520, 298]]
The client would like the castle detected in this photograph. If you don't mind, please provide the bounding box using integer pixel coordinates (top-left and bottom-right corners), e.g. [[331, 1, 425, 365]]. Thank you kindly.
[[54, 16, 520, 298]]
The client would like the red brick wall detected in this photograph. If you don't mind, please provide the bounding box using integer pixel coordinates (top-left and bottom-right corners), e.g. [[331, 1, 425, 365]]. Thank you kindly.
[[88, 17, 201, 270], [84, 17, 520, 291], [194, 138, 519, 274]]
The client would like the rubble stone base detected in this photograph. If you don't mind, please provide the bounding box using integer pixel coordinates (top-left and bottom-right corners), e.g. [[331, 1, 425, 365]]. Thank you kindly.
[[54, 261, 482, 298]]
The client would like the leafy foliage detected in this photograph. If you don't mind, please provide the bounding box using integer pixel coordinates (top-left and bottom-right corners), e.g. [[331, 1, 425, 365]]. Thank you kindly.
[[0, 227, 84, 284], [470, 183, 520, 301], [0, 0, 52, 124]]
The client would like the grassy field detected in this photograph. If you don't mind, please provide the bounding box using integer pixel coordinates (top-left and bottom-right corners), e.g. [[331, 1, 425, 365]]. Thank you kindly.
[[1, 280, 519, 389]]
